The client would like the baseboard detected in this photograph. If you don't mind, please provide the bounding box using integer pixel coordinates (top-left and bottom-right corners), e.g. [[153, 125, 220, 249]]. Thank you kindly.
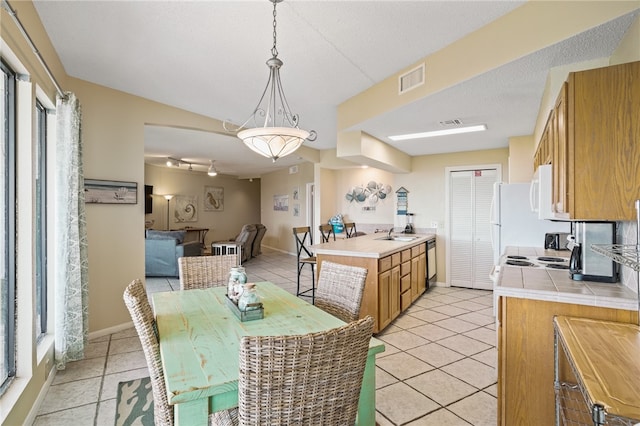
[[23, 363, 57, 426], [88, 321, 134, 341], [261, 244, 295, 257]]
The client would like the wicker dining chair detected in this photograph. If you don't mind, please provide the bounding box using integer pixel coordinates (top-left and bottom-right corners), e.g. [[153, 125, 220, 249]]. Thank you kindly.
[[315, 260, 368, 323], [124, 279, 238, 425], [122, 279, 174, 426], [212, 316, 374, 425], [178, 254, 238, 290]]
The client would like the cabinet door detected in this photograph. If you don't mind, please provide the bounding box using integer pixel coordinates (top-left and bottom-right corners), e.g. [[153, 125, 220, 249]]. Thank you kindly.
[[534, 110, 553, 170], [390, 265, 401, 320], [378, 269, 392, 330], [417, 252, 427, 294], [497, 296, 637, 425], [410, 254, 427, 302], [378, 267, 401, 330], [569, 61, 640, 220], [552, 82, 569, 215]]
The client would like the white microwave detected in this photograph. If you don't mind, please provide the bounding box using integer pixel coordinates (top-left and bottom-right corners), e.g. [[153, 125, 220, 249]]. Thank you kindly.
[[529, 164, 554, 220]]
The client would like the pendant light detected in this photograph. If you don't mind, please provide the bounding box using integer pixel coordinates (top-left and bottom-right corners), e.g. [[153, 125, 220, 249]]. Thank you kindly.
[[224, 0, 316, 162]]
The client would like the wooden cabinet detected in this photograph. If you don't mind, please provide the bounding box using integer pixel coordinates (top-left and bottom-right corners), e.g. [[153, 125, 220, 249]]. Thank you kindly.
[[378, 254, 400, 330], [536, 61, 640, 220], [533, 110, 553, 170], [497, 296, 637, 425], [410, 245, 426, 302], [316, 239, 429, 332], [552, 82, 568, 215]]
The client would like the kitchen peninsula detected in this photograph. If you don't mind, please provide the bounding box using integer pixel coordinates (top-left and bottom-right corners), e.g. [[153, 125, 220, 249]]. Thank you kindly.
[[311, 232, 435, 333], [495, 246, 639, 425]]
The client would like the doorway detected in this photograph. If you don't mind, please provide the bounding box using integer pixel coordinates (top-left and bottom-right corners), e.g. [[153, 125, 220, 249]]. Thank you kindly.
[[306, 182, 315, 238], [446, 166, 500, 290]]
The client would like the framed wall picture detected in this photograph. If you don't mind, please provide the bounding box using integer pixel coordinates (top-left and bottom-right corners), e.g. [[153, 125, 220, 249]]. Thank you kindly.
[[174, 195, 198, 223], [85, 179, 137, 204], [204, 186, 224, 211], [273, 194, 289, 211]]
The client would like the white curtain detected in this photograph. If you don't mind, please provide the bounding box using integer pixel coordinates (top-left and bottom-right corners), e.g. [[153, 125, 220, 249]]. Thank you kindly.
[[54, 92, 89, 369]]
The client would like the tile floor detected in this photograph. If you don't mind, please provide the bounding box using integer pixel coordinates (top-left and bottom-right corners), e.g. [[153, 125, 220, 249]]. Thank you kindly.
[[33, 247, 497, 426]]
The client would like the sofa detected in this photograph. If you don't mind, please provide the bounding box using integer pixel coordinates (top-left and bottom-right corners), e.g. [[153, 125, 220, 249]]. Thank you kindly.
[[145, 230, 202, 277]]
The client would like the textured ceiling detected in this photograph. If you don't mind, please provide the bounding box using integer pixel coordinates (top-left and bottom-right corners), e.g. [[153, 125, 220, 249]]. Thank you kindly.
[[31, 1, 639, 177]]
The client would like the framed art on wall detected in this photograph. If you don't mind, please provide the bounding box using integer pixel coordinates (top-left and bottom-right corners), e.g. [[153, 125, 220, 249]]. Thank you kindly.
[[204, 186, 224, 211], [273, 194, 288, 211], [174, 195, 198, 222], [84, 179, 137, 204]]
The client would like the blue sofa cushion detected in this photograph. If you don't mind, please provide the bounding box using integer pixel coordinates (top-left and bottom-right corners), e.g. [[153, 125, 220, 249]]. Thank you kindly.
[[146, 229, 186, 243]]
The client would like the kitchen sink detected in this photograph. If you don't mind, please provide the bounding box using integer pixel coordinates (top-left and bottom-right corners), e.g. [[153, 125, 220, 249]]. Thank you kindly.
[[375, 236, 418, 242]]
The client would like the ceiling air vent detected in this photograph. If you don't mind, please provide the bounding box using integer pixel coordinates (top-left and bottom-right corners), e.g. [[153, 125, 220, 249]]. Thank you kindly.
[[439, 119, 463, 126], [398, 63, 425, 95]]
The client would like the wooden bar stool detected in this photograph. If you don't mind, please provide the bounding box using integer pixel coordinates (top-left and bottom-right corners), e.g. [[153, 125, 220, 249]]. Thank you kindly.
[[319, 224, 336, 242], [343, 222, 356, 238], [293, 226, 316, 303]]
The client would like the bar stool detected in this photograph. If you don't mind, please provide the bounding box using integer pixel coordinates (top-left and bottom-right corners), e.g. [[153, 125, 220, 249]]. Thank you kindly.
[[293, 226, 316, 302], [343, 222, 356, 238], [319, 224, 336, 242]]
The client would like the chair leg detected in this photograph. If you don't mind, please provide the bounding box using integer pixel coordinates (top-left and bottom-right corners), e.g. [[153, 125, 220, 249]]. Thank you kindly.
[[296, 261, 316, 303], [311, 263, 315, 304]]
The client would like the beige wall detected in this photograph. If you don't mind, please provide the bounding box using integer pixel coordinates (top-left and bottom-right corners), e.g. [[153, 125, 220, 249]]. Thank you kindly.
[[395, 148, 509, 284], [333, 168, 396, 226], [259, 162, 314, 254], [508, 135, 535, 183], [144, 164, 261, 245], [319, 167, 337, 235], [68, 78, 229, 336]]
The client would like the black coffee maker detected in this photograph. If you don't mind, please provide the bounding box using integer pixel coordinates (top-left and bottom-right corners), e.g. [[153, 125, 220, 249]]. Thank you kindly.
[[569, 222, 617, 282], [404, 213, 415, 234]]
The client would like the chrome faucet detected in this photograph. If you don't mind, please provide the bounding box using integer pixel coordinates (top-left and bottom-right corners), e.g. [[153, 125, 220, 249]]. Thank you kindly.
[[388, 228, 393, 239]]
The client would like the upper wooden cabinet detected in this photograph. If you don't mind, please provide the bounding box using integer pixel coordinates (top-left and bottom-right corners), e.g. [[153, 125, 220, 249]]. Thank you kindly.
[[534, 110, 553, 170], [552, 82, 568, 216], [536, 61, 640, 221]]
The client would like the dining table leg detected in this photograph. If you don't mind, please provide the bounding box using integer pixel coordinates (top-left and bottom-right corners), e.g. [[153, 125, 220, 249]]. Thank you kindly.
[[356, 351, 378, 425], [174, 398, 208, 426]]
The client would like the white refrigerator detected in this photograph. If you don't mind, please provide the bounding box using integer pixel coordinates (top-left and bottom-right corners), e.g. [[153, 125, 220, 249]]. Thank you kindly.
[[490, 182, 570, 264]]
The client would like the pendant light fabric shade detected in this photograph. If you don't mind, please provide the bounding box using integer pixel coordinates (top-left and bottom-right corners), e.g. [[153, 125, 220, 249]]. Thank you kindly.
[[239, 127, 309, 162], [224, 0, 315, 162]]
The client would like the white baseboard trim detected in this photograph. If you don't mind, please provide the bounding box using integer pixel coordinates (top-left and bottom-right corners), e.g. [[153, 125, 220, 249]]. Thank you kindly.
[[88, 321, 134, 341]]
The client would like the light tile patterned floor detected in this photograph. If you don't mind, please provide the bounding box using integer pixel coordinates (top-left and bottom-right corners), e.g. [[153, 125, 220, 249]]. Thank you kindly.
[[33, 248, 496, 426]]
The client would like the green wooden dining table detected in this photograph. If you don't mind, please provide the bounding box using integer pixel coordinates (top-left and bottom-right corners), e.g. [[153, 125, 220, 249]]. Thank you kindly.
[[153, 281, 385, 425]]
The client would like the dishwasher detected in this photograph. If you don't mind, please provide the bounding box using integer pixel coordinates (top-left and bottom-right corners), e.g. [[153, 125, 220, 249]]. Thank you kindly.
[[427, 238, 436, 288]]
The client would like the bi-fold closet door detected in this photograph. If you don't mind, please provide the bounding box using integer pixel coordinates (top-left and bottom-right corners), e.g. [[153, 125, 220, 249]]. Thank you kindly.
[[448, 168, 497, 290]]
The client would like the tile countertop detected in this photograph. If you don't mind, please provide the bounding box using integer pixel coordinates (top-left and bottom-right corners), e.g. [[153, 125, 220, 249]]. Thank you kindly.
[[495, 246, 639, 311], [310, 232, 436, 259]]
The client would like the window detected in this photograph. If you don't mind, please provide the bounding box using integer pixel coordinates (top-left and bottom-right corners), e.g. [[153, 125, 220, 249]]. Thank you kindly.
[[35, 100, 47, 340], [1, 59, 17, 392]]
